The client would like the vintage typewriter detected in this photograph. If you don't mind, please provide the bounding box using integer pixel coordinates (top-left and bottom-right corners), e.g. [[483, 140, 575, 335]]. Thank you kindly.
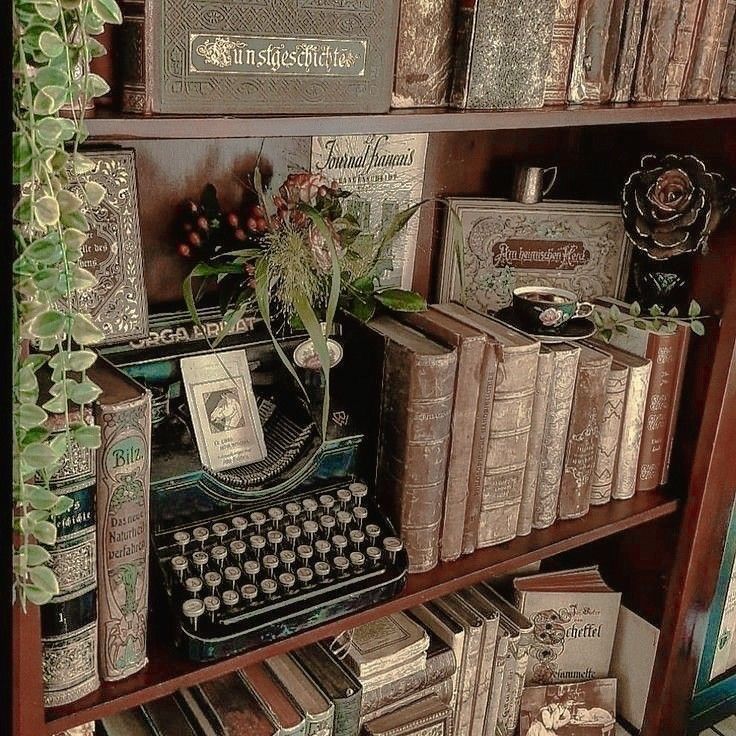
[[103, 306, 408, 662]]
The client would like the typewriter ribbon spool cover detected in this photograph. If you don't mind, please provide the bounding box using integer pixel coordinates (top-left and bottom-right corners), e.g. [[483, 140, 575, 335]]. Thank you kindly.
[[181, 350, 266, 471]]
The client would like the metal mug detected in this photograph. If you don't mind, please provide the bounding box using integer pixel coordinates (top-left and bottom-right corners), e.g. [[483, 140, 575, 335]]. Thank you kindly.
[[512, 165, 558, 204]]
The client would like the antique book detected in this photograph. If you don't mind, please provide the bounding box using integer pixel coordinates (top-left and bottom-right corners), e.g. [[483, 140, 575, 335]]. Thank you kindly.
[[433, 305, 540, 547], [683, 0, 736, 100], [143, 695, 201, 735], [533, 343, 581, 529], [519, 679, 617, 736], [363, 695, 454, 736], [370, 316, 456, 572], [544, 0, 579, 105], [180, 349, 266, 472], [710, 539, 736, 679], [293, 643, 362, 736], [567, 0, 627, 104], [595, 297, 691, 490], [241, 663, 306, 736], [119, 0, 400, 115], [90, 357, 151, 682], [721, 23, 736, 98], [514, 567, 622, 684], [557, 344, 612, 521], [588, 340, 652, 501], [392, 0, 455, 108], [71, 148, 148, 346], [402, 309, 488, 561], [310, 134, 428, 289], [362, 679, 454, 724], [611, 0, 646, 102], [661, 0, 704, 100], [486, 623, 510, 736], [266, 654, 335, 736], [101, 709, 154, 735], [450, 0, 557, 110], [517, 347, 554, 536]]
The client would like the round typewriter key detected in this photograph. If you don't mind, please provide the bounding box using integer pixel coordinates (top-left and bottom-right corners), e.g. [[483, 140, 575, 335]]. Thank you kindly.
[[303, 519, 318, 541], [212, 521, 229, 542], [173, 530, 191, 554], [332, 534, 348, 554], [184, 576, 203, 597], [266, 530, 283, 552], [222, 589, 240, 608], [279, 549, 296, 570], [383, 536, 403, 562], [231, 516, 247, 538], [193, 526, 209, 548], [314, 560, 331, 581], [170, 555, 189, 580], [230, 539, 246, 561], [365, 524, 381, 544], [319, 514, 336, 534], [285, 524, 301, 547], [349, 481, 368, 503], [243, 560, 260, 582], [241, 583, 258, 602], [302, 497, 318, 518], [349, 529, 365, 548], [319, 494, 335, 512], [263, 554, 279, 577], [285, 502, 301, 522], [204, 595, 220, 622], [337, 488, 352, 508], [250, 511, 267, 530], [192, 550, 209, 574], [211, 545, 228, 567], [260, 578, 278, 597], [250, 534, 266, 557], [224, 566, 241, 588], [204, 570, 222, 595], [267, 507, 284, 528], [279, 571, 296, 592], [336, 510, 352, 531], [296, 567, 314, 587], [353, 506, 368, 527], [333, 556, 350, 575], [182, 598, 205, 630], [349, 551, 366, 569], [315, 539, 331, 560], [297, 544, 313, 564], [366, 546, 382, 565]]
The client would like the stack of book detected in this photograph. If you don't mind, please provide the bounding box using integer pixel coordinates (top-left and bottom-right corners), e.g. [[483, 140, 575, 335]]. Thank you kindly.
[[363, 302, 689, 572]]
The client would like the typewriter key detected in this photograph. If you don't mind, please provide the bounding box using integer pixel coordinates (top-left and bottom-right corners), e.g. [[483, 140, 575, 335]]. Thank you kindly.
[[212, 522, 229, 542], [173, 531, 190, 555], [333, 556, 350, 575], [302, 497, 318, 518], [285, 502, 301, 522], [332, 534, 348, 554], [192, 550, 209, 574], [285, 524, 301, 547], [353, 506, 368, 527], [365, 524, 381, 544], [231, 516, 247, 538], [250, 511, 267, 531], [204, 595, 220, 622], [303, 519, 318, 541], [250, 534, 266, 557], [211, 545, 228, 568], [349, 481, 368, 504], [315, 539, 331, 560], [296, 567, 314, 587], [185, 576, 203, 597], [279, 571, 296, 592], [314, 560, 331, 581], [204, 570, 222, 596], [319, 514, 336, 534], [222, 589, 240, 608], [170, 555, 188, 580], [297, 544, 313, 564], [224, 566, 241, 588], [182, 598, 205, 630], [193, 526, 209, 548], [262, 554, 279, 577], [229, 539, 246, 562], [260, 578, 277, 598], [241, 583, 258, 602], [366, 546, 382, 565], [383, 536, 403, 562], [336, 488, 351, 508], [319, 494, 335, 512], [267, 507, 284, 528], [336, 510, 352, 531], [349, 529, 365, 548], [243, 560, 260, 582], [349, 551, 366, 569], [266, 530, 283, 552]]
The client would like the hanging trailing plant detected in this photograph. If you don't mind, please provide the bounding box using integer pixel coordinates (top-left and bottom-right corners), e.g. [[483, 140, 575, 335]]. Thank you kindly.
[[12, 0, 123, 607]]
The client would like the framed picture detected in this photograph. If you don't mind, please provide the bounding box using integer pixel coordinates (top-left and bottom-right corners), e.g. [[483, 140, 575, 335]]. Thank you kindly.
[[438, 198, 632, 313]]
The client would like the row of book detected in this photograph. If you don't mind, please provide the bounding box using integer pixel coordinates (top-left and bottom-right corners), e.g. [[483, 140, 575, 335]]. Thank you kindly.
[[365, 299, 689, 573], [396, 0, 736, 110]]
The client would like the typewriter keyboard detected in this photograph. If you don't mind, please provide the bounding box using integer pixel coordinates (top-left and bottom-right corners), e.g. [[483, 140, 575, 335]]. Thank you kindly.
[[154, 482, 408, 661]]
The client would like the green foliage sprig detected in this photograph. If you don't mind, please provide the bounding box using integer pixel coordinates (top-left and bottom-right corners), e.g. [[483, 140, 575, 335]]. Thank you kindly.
[[594, 299, 706, 342], [12, 0, 122, 608]]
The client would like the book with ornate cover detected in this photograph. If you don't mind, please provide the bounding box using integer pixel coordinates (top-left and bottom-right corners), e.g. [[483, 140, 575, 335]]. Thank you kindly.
[[143, 695, 202, 736], [240, 663, 306, 736], [403, 309, 488, 562], [363, 679, 454, 725], [433, 305, 540, 547], [119, 0, 400, 115], [587, 340, 652, 501], [392, 0, 455, 108], [371, 316, 456, 572], [721, 22, 736, 98], [661, 0, 703, 101], [683, 0, 736, 100], [517, 347, 554, 536], [533, 343, 581, 530], [544, 0, 579, 105], [363, 695, 454, 736], [293, 643, 362, 736], [90, 356, 151, 682], [557, 344, 612, 521], [450, 0, 557, 109], [611, 0, 646, 102], [567, 0, 627, 104], [485, 622, 510, 736]]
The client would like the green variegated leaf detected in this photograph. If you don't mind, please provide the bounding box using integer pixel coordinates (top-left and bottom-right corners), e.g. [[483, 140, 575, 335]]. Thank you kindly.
[[50, 495, 74, 516], [67, 349, 97, 371], [30, 565, 59, 595], [83, 181, 106, 207], [21, 442, 58, 470], [33, 195, 60, 226], [18, 403, 48, 429], [91, 0, 123, 24], [26, 485, 60, 511], [29, 309, 66, 338], [24, 585, 53, 606], [73, 424, 101, 449], [71, 313, 104, 344], [18, 544, 51, 567], [56, 189, 83, 214], [68, 378, 102, 405]]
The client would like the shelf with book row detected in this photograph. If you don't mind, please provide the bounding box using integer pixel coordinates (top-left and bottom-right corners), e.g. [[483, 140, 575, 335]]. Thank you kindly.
[[43, 488, 677, 735]]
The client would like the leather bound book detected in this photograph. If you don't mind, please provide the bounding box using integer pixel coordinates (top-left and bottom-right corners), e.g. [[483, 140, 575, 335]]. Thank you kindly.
[[587, 339, 652, 501], [450, 0, 558, 110], [403, 309, 488, 562], [558, 344, 612, 521], [433, 305, 540, 547], [143, 695, 200, 736], [241, 663, 306, 736], [544, 0, 579, 105], [392, 0, 456, 108], [611, 0, 646, 102], [661, 0, 703, 101], [633, 0, 682, 101], [293, 643, 362, 736], [485, 625, 509, 736], [362, 695, 453, 736], [362, 679, 454, 724], [517, 348, 554, 536], [90, 356, 151, 682], [371, 316, 456, 573], [119, 0, 400, 115], [721, 22, 736, 98], [533, 343, 581, 530]]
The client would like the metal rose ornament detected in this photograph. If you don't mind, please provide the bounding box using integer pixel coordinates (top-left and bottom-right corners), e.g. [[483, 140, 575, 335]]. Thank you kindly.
[[622, 154, 735, 260]]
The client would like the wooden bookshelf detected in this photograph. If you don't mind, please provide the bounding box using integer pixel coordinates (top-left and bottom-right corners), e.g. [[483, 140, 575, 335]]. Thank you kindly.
[[43, 490, 678, 735]]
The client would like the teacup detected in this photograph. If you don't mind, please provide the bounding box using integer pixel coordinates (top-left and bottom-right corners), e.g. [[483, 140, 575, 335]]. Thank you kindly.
[[512, 286, 594, 333]]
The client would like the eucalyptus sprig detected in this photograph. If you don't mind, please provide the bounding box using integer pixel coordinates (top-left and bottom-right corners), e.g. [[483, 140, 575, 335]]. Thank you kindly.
[[594, 299, 706, 343], [13, 0, 122, 608]]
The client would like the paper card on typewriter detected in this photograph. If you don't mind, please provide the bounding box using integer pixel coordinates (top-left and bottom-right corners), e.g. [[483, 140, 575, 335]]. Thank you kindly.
[[181, 350, 266, 472]]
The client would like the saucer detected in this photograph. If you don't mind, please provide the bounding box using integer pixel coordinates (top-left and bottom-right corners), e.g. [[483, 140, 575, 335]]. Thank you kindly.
[[494, 306, 597, 343]]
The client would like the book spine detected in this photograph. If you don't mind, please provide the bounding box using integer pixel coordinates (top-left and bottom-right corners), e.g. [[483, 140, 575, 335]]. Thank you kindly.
[[600, 0, 629, 102], [95, 390, 152, 681], [119, 0, 151, 114], [591, 366, 628, 505], [721, 22, 736, 97], [662, 0, 705, 101], [462, 343, 498, 556], [361, 679, 454, 726], [333, 689, 362, 736], [543, 0, 579, 104], [503, 628, 533, 735], [392, 0, 456, 108], [377, 346, 455, 573], [709, 1, 736, 99], [558, 355, 611, 520], [533, 348, 580, 529], [517, 351, 554, 536], [612, 0, 646, 102], [470, 617, 499, 736], [478, 346, 539, 547], [456, 625, 482, 736], [483, 633, 508, 736], [496, 634, 519, 736], [633, 0, 682, 101], [449, 0, 478, 109]]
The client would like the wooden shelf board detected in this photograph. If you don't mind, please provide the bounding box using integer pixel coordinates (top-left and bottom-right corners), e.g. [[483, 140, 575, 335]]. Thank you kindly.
[[44, 489, 678, 734], [85, 102, 736, 139]]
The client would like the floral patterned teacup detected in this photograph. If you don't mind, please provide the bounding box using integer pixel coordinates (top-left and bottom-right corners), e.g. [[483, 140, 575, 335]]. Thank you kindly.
[[512, 286, 594, 334]]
